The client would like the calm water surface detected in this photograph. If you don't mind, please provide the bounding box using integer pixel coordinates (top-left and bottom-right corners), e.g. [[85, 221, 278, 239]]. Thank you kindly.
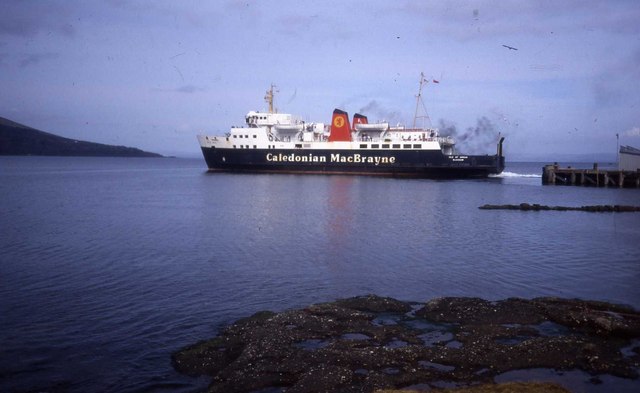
[[1, 157, 639, 392]]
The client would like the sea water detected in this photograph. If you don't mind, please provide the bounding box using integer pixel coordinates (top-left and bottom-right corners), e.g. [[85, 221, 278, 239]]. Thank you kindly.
[[1, 157, 639, 392]]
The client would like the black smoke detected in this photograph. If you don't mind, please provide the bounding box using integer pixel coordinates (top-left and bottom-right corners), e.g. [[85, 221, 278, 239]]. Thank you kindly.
[[358, 101, 402, 124], [438, 116, 502, 154]]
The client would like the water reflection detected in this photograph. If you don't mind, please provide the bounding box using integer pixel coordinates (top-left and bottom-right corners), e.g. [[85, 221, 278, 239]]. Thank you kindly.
[[326, 176, 356, 264]]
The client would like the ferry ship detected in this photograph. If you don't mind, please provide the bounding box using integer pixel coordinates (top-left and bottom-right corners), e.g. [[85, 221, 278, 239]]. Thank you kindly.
[[198, 77, 505, 178]]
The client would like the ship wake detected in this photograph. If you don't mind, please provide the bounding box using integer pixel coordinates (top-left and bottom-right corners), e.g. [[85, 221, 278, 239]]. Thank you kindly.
[[490, 171, 541, 178]]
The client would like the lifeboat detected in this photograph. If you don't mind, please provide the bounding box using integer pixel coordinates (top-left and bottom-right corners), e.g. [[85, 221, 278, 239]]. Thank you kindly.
[[274, 124, 304, 132], [354, 122, 389, 131]]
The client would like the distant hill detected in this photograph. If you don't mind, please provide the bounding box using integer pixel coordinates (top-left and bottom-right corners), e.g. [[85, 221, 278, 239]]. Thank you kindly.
[[0, 117, 162, 157]]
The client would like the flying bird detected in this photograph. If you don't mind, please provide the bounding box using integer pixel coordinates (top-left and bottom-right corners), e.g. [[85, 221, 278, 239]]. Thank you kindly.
[[502, 44, 518, 51]]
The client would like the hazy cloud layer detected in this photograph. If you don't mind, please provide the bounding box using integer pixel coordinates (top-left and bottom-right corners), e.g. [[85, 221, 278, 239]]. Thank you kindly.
[[0, 0, 638, 158], [0, 1, 75, 38], [623, 127, 640, 138], [19, 53, 59, 68]]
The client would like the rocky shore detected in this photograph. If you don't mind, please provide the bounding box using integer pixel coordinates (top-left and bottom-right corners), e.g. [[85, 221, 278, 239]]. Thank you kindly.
[[172, 295, 640, 392]]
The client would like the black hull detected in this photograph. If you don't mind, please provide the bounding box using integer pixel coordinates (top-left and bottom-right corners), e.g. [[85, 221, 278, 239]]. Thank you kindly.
[[200, 147, 505, 178]]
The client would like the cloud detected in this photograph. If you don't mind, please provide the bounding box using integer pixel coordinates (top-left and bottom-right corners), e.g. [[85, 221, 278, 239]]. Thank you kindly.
[[592, 49, 640, 107], [0, 1, 75, 38], [152, 85, 206, 94], [392, 1, 640, 42], [176, 85, 206, 93], [623, 126, 640, 137], [276, 14, 320, 36], [19, 53, 59, 68], [104, 0, 131, 7]]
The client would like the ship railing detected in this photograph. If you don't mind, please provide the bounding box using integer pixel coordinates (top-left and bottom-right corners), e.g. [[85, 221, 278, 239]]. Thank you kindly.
[[356, 136, 442, 143]]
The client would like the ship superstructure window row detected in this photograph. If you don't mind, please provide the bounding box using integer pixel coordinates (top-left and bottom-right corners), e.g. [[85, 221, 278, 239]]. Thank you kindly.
[[359, 143, 427, 149]]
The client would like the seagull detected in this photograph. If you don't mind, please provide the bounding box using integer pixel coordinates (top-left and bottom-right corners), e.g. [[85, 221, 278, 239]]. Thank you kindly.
[[502, 44, 518, 51]]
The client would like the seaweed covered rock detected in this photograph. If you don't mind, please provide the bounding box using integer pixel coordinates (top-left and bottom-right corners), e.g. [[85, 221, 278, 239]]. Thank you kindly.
[[172, 295, 640, 392]]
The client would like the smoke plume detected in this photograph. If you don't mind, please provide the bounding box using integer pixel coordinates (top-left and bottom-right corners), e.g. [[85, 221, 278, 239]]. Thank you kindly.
[[358, 100, 402, 124], [438, 116, 502, 154]]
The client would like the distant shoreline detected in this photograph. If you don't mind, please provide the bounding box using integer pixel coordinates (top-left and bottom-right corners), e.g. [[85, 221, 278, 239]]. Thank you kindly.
[[0, 116, 163, 158]]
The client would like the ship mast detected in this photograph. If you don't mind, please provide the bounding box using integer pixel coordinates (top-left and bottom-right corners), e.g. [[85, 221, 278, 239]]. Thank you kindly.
[[264, 84, 278, 114], [412, 72, 431, 129]]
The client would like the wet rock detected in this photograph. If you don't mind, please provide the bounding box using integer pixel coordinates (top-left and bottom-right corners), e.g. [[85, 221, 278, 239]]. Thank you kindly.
[[172, 295, 640, 392], [335, 294, 413, 314], [377, 381, 571, 392]]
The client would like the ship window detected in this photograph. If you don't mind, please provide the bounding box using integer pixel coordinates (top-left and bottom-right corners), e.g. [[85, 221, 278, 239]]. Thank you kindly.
[[233, 135, 237, 138], [253, 145, 257, 149], [382, 144, 390, 148], [295, 144, 302, 148], [392, 144, 400, 148], [403, 144, 411, 148], [371, 144, 379, 148], [233, 145, 236, 148], [413, 144, 422, 148], [253, 135, 257, 138], [360, 144, 367, 148]]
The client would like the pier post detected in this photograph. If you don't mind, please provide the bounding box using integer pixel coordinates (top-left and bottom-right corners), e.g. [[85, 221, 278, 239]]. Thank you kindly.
[[618, 172, 624, 188], [542, 165, 556, 185]]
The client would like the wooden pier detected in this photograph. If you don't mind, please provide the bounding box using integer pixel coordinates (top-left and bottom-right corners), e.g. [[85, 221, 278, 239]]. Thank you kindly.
[[542, 163, 640, 188]]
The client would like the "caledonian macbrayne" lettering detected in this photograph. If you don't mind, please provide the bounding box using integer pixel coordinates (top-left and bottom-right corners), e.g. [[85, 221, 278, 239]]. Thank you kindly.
[[266, 153, 396, 165]]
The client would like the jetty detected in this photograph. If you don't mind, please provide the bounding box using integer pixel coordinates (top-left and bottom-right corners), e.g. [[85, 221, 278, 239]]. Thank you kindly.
[[542, 163, 640, 188]]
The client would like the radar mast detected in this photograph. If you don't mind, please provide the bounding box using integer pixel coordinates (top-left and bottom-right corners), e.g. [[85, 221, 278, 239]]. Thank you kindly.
[[264, 84, 278, 114], [412, 72, 432, 129]]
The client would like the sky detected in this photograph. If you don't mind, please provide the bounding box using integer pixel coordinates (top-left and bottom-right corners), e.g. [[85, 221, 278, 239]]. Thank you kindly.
[[1, 0, 639, 160]]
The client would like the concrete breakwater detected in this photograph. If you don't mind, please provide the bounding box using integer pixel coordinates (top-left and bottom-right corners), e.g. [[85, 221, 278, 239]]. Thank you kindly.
[[479, 203, 640, 212], [542, 163, 640, 188]]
